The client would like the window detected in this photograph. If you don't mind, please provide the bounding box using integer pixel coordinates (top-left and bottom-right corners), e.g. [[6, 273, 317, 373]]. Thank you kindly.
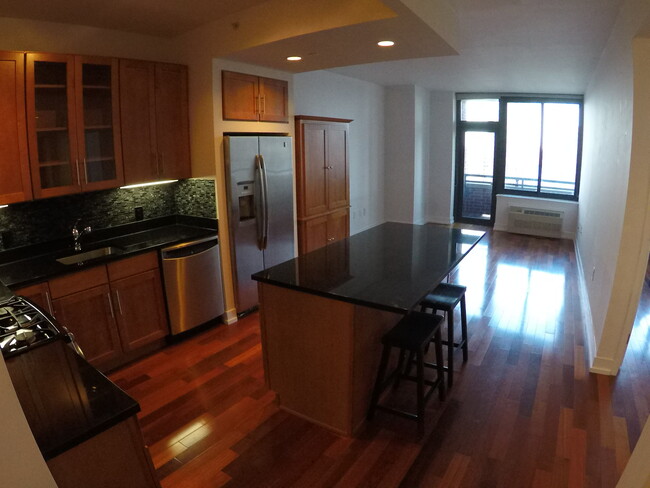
[[455, 95, 583, 223], [504, 100, 581, 196]]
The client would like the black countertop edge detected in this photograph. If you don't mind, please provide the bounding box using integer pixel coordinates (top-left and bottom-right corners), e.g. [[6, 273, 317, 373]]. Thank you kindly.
[[0, 215, 218, 264], [44, 401, 141, 461], [253, 279, 411, 315]]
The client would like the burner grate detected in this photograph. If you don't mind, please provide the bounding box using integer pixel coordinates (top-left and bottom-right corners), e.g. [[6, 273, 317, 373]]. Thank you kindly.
[[0, 296, 62, 357]]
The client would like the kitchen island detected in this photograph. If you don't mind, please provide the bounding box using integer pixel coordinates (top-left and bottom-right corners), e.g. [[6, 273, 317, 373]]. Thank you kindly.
[[252, 222, 484, 435]]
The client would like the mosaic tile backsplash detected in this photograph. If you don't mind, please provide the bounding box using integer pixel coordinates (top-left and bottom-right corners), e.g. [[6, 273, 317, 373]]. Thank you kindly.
[[0, 179, 216, 250]]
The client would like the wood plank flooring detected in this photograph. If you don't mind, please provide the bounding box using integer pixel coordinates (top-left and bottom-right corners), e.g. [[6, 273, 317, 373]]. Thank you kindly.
[[109, 230, 650, 487]]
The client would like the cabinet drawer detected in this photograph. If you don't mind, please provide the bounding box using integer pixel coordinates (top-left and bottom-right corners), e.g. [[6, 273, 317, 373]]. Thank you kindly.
[[107, 251, 158, 281], [49, 266, 108, 299]]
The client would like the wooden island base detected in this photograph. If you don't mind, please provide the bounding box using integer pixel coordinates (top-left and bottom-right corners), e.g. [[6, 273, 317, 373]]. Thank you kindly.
[[258, 283, 402, 436]]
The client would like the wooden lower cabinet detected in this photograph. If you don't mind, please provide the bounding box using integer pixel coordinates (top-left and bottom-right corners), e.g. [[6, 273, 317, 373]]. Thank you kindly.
[[52, 284, 123, 367], [111, 269, 168, 352], [47, 416, 160, 488], [298, 208, 349, 255], [14, 281, 54, 315], [42, 251, 169, 371]]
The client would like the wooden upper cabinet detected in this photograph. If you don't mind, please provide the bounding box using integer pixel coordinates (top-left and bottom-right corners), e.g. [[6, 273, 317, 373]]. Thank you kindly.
[[74, 56, 124, 192], [222, 70, 288, 122], [119, 59, 157, 184], [26, 53, 123, 198], [154, 63, 190, 180], [26, 53, 81, 198], [301, 123, 328, 217], [326, 125, 349, 211], [295, 116, 352, 254], [258, 76, 289, 122], [120, 59, 190, 185], [0, 52, 32, 205], [221, 71, 258, 121]]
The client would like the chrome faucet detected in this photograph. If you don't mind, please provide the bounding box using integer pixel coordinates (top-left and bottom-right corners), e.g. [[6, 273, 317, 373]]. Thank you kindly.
[[72, 219, 92, 251]]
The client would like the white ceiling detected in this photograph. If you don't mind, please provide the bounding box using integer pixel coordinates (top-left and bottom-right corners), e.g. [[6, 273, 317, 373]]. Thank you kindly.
[[331, 0, 627, 94], [0, 0, 270, 37]]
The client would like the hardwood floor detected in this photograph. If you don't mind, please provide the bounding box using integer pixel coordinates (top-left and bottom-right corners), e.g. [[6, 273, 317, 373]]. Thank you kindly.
[[109, 230, 650, 487]]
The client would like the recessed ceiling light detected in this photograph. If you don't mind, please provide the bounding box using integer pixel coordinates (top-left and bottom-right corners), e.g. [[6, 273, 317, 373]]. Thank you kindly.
[[287, 56, 302, 61], [377, 40, 395, 47]]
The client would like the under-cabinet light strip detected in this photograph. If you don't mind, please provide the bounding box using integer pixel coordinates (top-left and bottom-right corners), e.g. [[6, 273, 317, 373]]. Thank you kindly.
[[120, 180, 178, 189]]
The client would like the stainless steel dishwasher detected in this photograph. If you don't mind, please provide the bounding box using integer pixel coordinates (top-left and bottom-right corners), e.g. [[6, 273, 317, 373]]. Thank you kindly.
[[161, 236, 225, 335]]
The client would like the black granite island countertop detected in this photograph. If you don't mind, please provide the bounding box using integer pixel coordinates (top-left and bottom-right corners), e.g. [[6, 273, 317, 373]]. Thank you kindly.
[[252, 222, 485, 314], [5, 339, 140, 460], [0, 215, 217, 288]]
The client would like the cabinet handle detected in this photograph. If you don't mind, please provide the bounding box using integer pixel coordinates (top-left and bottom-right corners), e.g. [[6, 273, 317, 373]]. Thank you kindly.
[[107, 293, 115, 319], [75, 159, 81, 185], [327, 237, 335, 242], [261, 96, 265, 115], [83, 158, 88, 184], [114, 290, 124, 316], [45, 291, 54, 316]]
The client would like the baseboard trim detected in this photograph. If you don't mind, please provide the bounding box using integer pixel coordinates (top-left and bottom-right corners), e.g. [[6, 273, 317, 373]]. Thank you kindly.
[[573, 241, 615, 374], [223, 308, 238, 324]]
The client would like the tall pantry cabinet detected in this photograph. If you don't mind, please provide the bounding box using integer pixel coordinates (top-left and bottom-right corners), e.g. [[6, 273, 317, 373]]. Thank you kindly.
[[295, 116, 352, 255]]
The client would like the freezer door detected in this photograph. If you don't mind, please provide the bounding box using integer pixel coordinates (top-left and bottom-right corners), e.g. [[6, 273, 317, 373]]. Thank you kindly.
[[259, 136, 295, 269], [224, 136, 265, 313]]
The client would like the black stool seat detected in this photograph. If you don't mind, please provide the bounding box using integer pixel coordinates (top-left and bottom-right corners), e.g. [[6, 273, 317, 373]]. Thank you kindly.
[[368, 312, 446, 429], [419, 283, 468, 389], [421, 283, 466, 310], [382, 312, 442, 350]]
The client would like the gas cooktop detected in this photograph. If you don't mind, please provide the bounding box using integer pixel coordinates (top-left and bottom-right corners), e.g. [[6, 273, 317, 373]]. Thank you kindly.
[[0, 296, 62, 358]]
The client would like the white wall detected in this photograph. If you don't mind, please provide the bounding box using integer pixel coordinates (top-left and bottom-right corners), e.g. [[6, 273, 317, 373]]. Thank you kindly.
[[384, 86, 416, 223], [293, 70, 386, 234], [427, 91, 455, 224], [384, 85, 433, 225], [494, 195, 578, 239], [0, 355, 57, 487], [578, 0, 650, 374], [413, 86, 430, 225]]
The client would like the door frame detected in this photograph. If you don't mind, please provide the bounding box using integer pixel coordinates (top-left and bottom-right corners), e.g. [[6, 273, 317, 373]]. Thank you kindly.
[[454, 111, 500, 226]]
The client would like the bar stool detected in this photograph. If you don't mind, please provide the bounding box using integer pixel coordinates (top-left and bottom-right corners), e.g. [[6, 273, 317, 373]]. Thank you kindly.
[[420, 283, 468, 388], [367, 312, 445, 428]]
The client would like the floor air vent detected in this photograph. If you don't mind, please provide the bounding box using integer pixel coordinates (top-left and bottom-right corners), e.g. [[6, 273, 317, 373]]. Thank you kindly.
[[507, 206, 564, 238]]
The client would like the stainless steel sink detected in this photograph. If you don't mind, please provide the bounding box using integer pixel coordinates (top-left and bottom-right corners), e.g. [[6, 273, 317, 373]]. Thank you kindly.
[[56, 246, 124, 265]]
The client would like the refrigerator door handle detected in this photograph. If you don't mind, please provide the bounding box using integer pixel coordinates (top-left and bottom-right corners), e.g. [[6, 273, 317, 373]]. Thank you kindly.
[[254, 155, 266, 250], [259, 154, 270, 250]]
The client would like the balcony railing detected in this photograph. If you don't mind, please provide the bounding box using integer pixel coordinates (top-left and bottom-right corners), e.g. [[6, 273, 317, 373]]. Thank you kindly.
[[464, 174, 574, 195]]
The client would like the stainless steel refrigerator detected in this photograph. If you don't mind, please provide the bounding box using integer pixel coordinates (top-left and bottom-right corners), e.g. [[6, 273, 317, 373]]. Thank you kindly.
[[224, 135, 295, 314]]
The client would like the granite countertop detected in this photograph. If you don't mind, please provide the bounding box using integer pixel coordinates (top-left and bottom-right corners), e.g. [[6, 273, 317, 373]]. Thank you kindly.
[[5, 339, 139, 460], [252, 222, 485, 314], [0, 215, 218, 289]]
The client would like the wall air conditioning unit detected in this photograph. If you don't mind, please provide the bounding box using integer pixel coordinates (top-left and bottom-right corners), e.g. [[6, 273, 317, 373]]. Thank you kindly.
[[507, 206, 564, 238]]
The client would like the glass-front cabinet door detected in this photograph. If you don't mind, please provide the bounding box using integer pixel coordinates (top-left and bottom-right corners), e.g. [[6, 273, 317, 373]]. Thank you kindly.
[[26, 53, 123, 198], [26, 53, 80, 198], [75, 56, 124, 191]]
